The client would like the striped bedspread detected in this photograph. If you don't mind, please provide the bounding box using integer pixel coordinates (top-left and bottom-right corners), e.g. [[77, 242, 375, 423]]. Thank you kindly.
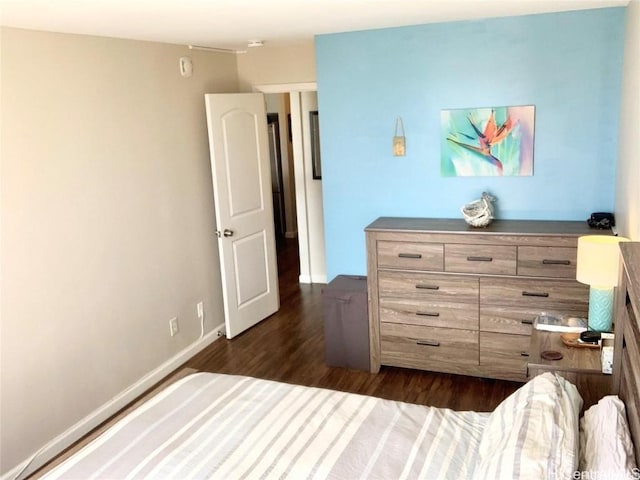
[[42, 373, 488, 479]]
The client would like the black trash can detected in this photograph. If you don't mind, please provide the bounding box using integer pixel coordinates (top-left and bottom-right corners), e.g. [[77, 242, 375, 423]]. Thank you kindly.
[[322, 275, 369, 371]]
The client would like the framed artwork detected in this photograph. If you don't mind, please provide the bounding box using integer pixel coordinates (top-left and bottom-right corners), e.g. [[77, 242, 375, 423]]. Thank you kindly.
[[310, 111, 322, 179], [440, 105, 535, 177]]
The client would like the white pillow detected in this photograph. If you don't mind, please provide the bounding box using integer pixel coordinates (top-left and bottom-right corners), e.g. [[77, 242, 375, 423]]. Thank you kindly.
[[579, 395, 637, 478], [475, 372, 583, 480]]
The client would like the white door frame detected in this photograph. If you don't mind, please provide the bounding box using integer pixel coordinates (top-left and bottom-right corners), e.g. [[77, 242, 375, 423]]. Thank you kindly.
[[253, 82, 319, 284]]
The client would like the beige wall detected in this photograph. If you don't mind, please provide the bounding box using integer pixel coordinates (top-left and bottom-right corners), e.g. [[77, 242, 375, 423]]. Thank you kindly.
[[0, 28, 237, 474], [615, 0, 640, 240], [236, 42, 316, 91]]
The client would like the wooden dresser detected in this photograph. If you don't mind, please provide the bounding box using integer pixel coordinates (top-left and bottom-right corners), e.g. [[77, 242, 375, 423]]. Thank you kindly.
[[366, 217, 596, 381]]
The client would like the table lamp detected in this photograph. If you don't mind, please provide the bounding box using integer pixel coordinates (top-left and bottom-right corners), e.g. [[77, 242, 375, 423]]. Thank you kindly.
[[576, 235, 629, 332]]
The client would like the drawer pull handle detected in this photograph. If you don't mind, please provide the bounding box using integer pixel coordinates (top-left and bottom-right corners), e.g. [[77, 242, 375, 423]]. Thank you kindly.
[[416, 340, 440, 347], [416, 311, 440, 317], [521, 319, 534, 325], [520, 352, 530, 357], [522, 291, 549, 298], [542, 259, 571, 265], [416, 284, 439, 290], [399, 253, 422, 259], [467, 256, 493, 262]]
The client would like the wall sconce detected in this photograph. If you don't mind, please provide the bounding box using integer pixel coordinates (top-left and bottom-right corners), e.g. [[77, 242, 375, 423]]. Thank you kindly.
[[576, 235, 629, 332], [393, 117, 406, 156]]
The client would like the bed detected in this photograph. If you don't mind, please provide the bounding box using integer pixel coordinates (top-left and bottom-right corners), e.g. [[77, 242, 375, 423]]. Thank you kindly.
[[39, 371, 582, 480], [38, 243, 640, 480]]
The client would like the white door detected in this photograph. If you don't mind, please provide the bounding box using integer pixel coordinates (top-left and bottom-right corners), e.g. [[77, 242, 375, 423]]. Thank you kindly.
[[205, 93, 279, 338]]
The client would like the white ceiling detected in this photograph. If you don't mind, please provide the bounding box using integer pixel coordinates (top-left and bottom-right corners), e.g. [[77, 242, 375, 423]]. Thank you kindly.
[[0, 0, 629, 51]]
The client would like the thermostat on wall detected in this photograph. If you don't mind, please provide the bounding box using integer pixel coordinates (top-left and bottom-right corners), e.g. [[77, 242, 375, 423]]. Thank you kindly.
[[179, 57, 193, 77]]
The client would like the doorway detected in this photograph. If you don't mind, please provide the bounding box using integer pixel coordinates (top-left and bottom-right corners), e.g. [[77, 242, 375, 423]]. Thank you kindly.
[[260, 84, 326, 285]]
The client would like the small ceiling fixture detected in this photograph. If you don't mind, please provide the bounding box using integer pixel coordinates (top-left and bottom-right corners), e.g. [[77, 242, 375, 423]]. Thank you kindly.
[[188, 45, 246, 54], [247, 40, 264, 48]]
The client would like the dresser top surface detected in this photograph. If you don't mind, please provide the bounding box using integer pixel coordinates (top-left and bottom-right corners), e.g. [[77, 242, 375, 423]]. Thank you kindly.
[[365, 217, 608, 236]]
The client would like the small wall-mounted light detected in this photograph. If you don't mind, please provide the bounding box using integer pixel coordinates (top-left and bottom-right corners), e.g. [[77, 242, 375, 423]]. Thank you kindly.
[[393, 117, 406, 156]]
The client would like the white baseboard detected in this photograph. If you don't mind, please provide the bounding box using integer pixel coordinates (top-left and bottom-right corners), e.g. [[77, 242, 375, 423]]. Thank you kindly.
[[312, 274, 327, 284], [298, 274, 327, 284], [4, 322, 226, 480]]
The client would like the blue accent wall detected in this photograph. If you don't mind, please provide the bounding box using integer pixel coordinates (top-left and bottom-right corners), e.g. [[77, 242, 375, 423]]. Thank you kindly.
[[316, 8, 626, 280]]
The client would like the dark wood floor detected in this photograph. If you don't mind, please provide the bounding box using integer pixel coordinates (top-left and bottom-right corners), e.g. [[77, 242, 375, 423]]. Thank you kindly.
[[185, 237, 522, 412]]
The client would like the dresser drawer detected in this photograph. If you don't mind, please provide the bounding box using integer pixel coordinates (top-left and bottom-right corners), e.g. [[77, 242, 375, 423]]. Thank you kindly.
[[517, 246, 577, 278], [480, 277, 589, 310], [480, 332, 530, 381], [381, 323, 479, 371], [480, 305, 589, 335], [380, 298, 478, 330], [445, 244, 516, 275], [377, 241, 443, 271], [378, 271, 478, 303]]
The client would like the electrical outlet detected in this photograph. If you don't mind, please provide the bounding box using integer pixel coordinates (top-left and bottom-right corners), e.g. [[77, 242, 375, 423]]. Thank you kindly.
[[169, 317, 179, 337], [197, 301, 204, 320]]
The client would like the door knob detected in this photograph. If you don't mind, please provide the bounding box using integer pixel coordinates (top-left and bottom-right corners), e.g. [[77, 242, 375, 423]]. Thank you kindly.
[[223, 229, 234, 237]]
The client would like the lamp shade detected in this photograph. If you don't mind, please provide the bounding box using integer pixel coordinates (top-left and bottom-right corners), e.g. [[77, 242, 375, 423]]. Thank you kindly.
[[576, 235, 629, 287]]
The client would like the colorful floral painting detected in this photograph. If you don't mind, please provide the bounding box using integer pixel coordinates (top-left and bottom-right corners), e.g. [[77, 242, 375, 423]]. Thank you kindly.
[[440, 105, 535, 177]]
